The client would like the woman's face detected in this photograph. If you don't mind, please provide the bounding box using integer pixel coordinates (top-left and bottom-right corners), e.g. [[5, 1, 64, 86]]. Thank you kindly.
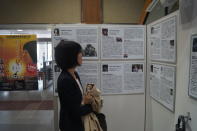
[[77, 52, 83, 66]]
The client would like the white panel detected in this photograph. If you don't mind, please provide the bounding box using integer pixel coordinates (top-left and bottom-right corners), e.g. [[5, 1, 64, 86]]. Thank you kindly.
[[102, 95, 145, 131], [151, 100, 175, 131], [52, 24, 146, 131], [174, 2, 197, 130], [146, 11, 178, 131]]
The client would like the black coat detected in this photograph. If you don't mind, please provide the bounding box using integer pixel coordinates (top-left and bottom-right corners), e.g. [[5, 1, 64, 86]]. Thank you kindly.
[[57, 70, 93, 131]]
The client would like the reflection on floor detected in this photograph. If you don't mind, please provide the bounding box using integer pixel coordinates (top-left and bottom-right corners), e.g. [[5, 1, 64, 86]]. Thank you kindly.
[[0, 80, 54, 131], [0, 100, 53, 110]]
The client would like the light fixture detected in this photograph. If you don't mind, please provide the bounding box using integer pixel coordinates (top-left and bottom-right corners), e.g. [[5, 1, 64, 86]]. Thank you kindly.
[[17, 29, 23, 32]]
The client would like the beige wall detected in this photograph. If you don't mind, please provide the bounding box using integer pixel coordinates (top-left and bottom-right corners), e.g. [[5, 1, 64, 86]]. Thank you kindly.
[[0, 0, 81, 24], [0, 0, 144, 24], [103, 0, 145, 24]]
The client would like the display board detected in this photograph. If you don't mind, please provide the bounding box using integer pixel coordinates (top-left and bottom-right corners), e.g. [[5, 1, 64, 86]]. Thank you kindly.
[[101, 61, 145, 94], [148, 13, 178, 111], [189, 34, 197, 99], [52, 26, 99, 59], [52, 25, 146, 95], [150, 63, 176, 111], [101, 25, 145, 60], [149, 16, 177, 63], [0, 35, 38, 91]]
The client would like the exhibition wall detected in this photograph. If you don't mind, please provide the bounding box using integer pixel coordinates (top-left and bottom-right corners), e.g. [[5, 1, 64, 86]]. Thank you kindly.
[[174, 0, 197, 131], [146, 0, 197, 131]]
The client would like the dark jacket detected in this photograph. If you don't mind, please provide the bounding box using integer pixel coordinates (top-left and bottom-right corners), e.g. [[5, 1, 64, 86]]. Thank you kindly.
[[57, 70, 93, 131]]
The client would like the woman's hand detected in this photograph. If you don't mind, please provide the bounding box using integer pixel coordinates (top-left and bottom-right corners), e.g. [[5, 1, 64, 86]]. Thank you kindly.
[[83, 94, 93, 104]]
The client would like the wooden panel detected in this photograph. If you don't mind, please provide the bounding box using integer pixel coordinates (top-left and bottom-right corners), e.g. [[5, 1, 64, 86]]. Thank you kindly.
[[139, 0, 152, 24], [82, 0, 102, 24]]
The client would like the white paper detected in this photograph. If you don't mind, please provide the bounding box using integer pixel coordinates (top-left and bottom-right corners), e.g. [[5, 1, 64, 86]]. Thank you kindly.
[[77, 62, 100, 91], [101, 62, 145, 94], [150, 64, 176, 111], [189, 35, 197, 99], [150, 16, 176, 63], [101, 26, 145, 59], [52, 26, 99, 59]]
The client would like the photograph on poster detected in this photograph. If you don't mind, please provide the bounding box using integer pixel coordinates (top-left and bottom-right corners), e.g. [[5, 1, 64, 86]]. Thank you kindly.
[[82, 44, 97, 57], [132, 64, 143, 72], [151, 27, 154, 34], [189, 34, 197, 99], [170, 40, 175, 49], [151, 65, 153, 72], [102, 64, 108, 72], [54, 28, 60, 36], [116, 37, 123, 42], [102, 28, 108, 36], [192, 37, 197, 52]]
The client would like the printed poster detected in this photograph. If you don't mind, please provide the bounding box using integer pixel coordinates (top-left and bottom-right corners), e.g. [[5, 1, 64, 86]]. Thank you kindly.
[[101, 26, 145, 59], [0, 35, 38, 91], [150, 16, 176, 63], [150, 64, 176, 111], [52, 26, 99, 60], [189, 34, 197, 99], [101, 62, 145, 94]]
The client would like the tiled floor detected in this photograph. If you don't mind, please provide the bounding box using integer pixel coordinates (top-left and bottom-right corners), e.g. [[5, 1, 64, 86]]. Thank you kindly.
[[0, 111, 54, 131], [0, 80, 55, 131]]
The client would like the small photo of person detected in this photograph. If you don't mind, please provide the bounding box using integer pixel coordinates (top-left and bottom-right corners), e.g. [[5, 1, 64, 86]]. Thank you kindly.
[[102, 28, 108, 36], [151, 65, 153, 72], [151, 27, 154, 34], [132, 64, 143, 72], [54, 28, 60, 36], [192, 37, 197, 52], [82, 44, 97, 57], [123, 54, 128, 58], [170, 40, 175, 49], [116, 37, 122, 42], [102, 64, 108, 72]]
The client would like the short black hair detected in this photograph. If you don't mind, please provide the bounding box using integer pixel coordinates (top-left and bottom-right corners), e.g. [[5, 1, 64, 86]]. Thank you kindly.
[[55, 40, 82, 70]]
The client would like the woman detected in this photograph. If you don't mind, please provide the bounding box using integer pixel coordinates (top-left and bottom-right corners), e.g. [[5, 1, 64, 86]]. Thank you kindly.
[[55, 40, 93, 131]]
